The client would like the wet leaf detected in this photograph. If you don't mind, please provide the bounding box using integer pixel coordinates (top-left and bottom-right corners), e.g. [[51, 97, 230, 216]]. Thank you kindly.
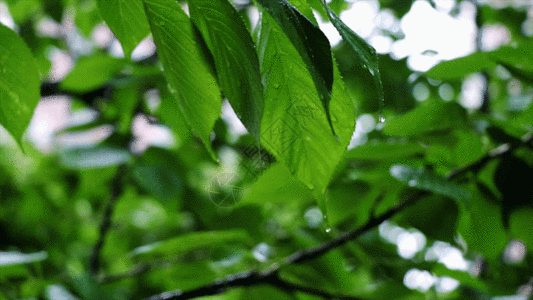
[[321, 0, 385, 116], [257, 13, 354, 195], [189, 0, 263, 139], [256, 0, 335, 135], [0, 23, 40, 148], [96, 0, 150, 58], [143, 0, 221, 159]]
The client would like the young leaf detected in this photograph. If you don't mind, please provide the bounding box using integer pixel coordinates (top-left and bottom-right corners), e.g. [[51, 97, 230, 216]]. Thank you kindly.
[[143, 0, 222, 159], [256, 0, 335, 136], [0, 23, 40, 148], [389, 165, 471, 203], [257, 14, 353, 195], [96, 0, 150, 58], [188, 0, 263, 140], [321, 0, 384, 116]]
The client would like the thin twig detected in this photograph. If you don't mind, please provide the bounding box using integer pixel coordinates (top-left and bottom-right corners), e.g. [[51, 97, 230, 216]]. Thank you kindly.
[[90, 164, 127, 276]]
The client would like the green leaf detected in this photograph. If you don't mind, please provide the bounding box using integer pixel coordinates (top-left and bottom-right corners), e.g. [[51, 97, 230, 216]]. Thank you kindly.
[[345, 142, 425, 161], [326, 180, 378, 227], [509, 209, 533, 252], [96, 0, 150, 58], [0, 251, 47, 267], [60, 54, 125, 92], [321, 0, 384, 116], [425, 52, 494, 80], [143, 0, 221, 159], [132, 147, 184, 201], [130, 230, 252, 261], [426, 42, 533, 80], [389, 165, 471, 203], [144, 0, 222, 159], [395, 195, 459, 242], [188, 0, 263, 139], [256, 0, 335, 135], [59, 145, 131, 169], [257, 14, 353, 195], [240, 162, 312, 205], [383, 101, 467, 136], [0, 23, 40, 147], [458, 185, 507, 260]]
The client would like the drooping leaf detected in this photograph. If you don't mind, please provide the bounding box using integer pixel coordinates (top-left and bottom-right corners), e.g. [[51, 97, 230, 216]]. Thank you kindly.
[[389, 165, 471, 203], [257, 13, 354, 195], [188, 0, 263, 139], [143, 0, 222, 159], [60, 54, 125, 92], [256, 0, 335, 135], [130, 230, 252, 261], [0, 23, 40, 147], [321, 0, 385, 117], [0, 251, 47, 267], [383, 101, 467, 136], [96, 0, 150, 58]]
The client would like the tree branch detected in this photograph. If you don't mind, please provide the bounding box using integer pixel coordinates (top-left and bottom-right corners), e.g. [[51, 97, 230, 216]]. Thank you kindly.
[[143, 133, 533, 300], [90, 164, 127, 276]]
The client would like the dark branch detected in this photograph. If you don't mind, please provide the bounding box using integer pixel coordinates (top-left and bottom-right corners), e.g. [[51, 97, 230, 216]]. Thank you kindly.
[[90, 164, 126, 276], [143, 133, 533, 300]]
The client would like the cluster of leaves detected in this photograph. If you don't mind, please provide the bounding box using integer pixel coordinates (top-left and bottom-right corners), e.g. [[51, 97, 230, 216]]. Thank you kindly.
[[0, 0, 532, 300]]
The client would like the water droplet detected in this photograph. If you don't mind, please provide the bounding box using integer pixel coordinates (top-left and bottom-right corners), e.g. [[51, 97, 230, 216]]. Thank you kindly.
[[325, 228, 331, 233], [408, 179, 417, 187], [379, 115, 385, 123]]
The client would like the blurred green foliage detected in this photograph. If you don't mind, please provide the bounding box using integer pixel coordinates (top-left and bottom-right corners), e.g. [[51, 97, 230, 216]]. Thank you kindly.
[[0, 0, 533, 299]]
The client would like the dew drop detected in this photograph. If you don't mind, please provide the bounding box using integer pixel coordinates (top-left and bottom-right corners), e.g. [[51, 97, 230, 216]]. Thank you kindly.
[[379, 115, 385, 123], [325, 228, 331, 233], [408, 179, 417, 187]]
